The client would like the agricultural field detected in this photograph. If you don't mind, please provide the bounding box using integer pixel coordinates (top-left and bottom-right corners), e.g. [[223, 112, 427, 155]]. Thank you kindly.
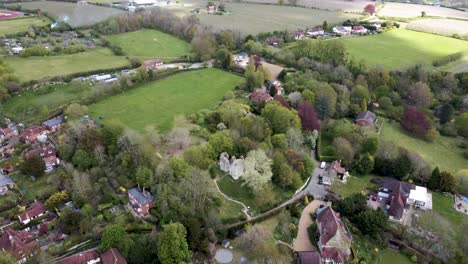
[[0, 16, 51, 36], [104, 29, 191, 60], [378, 2, 468, 19], [88, 68, 243, 132], [406, 18, 468, 38], [380, 119, 466, 173], [4, 48, 129, 82], [339, 29, 468, 69], [234, 0, 374, 12], [194, 2, 361, 35], [6, 1, 123, 27]]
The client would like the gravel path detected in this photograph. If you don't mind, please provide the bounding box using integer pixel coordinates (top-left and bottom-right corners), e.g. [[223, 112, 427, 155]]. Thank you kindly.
[[292, 199, 326, 252]]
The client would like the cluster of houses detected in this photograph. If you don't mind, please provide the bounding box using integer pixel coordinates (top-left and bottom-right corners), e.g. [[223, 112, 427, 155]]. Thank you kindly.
[[126, 0, 175, 11]]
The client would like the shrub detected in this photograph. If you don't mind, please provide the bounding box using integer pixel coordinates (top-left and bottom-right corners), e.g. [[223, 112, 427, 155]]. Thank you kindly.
[[410, 255, 418, 263], [432, 52, 463, 67], [307, 222, 318, 248]]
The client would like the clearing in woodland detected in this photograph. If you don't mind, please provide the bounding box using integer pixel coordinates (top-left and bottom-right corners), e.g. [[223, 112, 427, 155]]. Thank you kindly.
[[88, 68, 243, 132]]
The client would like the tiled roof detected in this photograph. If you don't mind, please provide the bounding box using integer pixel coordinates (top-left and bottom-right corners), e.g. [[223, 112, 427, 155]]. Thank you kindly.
[[317, 206, 339, 245], [0, 228, 38, 260], [18, 202, 47, 222], [58, 249, 100, 264], [101, 248, 127, 264], [356, 111, 376, 123], [321, 247, 344, 264], [128, 188, 154, 206], [296, 251, 321, 264], [25, 146, 56, 159], [330, 161, 346, 174], [380, 179, 414, 219], [250, 89, 272, 103], [21, 126, 47, 138]]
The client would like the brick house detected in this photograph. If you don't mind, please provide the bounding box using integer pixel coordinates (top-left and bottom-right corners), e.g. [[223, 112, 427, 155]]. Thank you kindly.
[[24, 146, 60, 173], [58, 248, 127, 264], [20, 126, 49, 144], [327, 160, 348, 181], [18, 201, 48, 225], [0, 124, 19, 141], [42, 116, 65, 133], [316, 206, 352, 264], [0, 228, 39, 263], [142, 59, 163, 70], [101, 248, 127, 264], [355, 111, 377, 126], [0, 173, 14, 195], [128, 188, 155, 217]]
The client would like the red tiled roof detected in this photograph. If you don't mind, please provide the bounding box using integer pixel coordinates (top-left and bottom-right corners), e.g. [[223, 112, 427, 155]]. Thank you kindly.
[[21, 126, 47, 138], [101, 248, 127, 264], [316, 207, 339, 245], [250, 89, 273, 103], [330, 161, 346, 174], [58, 249, 100, 264], [25, 146, 56, 159], [18, 202, 47, 223], [322, 247, 344, 264], [0, 228, 38, 261]]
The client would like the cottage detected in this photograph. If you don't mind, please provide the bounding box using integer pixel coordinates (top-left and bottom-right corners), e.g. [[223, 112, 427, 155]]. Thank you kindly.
[[355, 111, 377, 126], [219, 152, 245, 180], [0, 228, 39, 263], [316, 206, 352, 264], [42, 116, 64, 133], [250, 89, 273, 104], [378, 179, 413, 222], [332, 26, 352, 36], [352, 25, 368, 34], [307, 28, 325, 38], [293, 31, 305, 40], [25, 146, 60, 173], [128, 188, 155, 217], [21, 126, 49, 144], [18, 201, 48, 225], [265, 37, 282, 46], [294, 251, 321, 264], [327, 160, 348, 181], [0, 173, 14, 195], [143, 59, 163, 70]]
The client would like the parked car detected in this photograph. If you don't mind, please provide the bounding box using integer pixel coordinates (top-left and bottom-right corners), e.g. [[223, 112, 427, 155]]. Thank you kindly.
[[318, 179, 323, 185], [320, 162, 326, 169]]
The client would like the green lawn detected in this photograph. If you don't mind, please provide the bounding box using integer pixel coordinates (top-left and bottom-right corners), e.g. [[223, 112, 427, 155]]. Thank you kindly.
[[1, 83, 93, 124], [431, 192, 465, 225], [217, 175, 256, 208], [11, 171, 58, 202], [380, 119, 466, 173], [338, 29, 468, 69], [5, 48, 129, 82], [0, 16, 51, 36], [332, 175, 375, 198], [379, 249, 412, 264], [105, 29, 191, 60], [89, 68, 242, 132]]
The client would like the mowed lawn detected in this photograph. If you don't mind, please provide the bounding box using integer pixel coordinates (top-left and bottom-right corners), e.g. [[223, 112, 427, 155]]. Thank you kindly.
[[0, 17, 50, 36], [339, 29, 468, 69], [379, 249, 412, 264], [89, 68, 242, 132], [5, 48, 129, 82], [380, 119, 466, 173], [105, 29, 191, 60]]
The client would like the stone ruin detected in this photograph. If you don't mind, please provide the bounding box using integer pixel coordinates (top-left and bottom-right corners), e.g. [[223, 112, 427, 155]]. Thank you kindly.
[[219, 152, 245, 180]]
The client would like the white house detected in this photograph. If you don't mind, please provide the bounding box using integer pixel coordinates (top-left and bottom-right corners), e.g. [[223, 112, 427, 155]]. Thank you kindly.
[[332, 26, 352, 36], [307, 28, 324, 38], [407, 186, 432, 210]]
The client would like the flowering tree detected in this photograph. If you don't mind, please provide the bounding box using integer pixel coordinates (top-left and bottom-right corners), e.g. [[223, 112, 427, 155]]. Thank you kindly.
[[401, 106, 431, 137], [364, 4, 376, 14]]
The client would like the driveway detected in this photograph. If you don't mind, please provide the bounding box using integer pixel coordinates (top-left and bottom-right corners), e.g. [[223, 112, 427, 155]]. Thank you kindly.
[[303, 151, 328, 200], [292, 200, 326, 252]]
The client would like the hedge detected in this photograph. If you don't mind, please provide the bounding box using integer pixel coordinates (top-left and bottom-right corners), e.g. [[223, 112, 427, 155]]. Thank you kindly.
[[432, 52, 463, 67]]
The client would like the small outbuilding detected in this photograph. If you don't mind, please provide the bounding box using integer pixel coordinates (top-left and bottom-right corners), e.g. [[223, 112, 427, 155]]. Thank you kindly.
[[355, 111, 377, 126]]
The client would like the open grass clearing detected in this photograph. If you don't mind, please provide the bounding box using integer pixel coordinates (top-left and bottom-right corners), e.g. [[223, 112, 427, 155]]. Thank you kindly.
[[236, 0, 374, 13], [104, 29, 191, 60], [11, 171, 59, 202], [379, 119, 466, 173], [378, 2, 468, 20], [0, 16, 51, 36], [194, 2, 360, 35], [379, 249, 413, 264], [89, 68, 242, 132], [406, 18, 468, 38], [6, 1, 123, 27], [338, 29, 468, 69], [332, 175, 376, 198], [5, 48, 129, 82]]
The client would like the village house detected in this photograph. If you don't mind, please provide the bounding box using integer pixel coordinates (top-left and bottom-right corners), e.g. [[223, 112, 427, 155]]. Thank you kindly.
[[307, 28, 325, 38], [0, 124, 19, 141], [0, 228, 39, 263], [207, 4, 218, 13], [370, 22, 381, 29], [18, 201, 48, 225], [352, 25, 368, 35], [0, 173, 14, 195], [266, 80, 285, 96], [58, 248, 127, 264], [42, 116, 65, 133], [293, 31, 305, 40], [219, 152, 245, 180], [316, 206, 352, 264], [20, 126, 49, 144], [128, 188, 155, 217], [143, 59, 163, 70], [250, 89, 273, 105], [355, 111, 377, 126], [327, 160, 349, 181], [24, 146, 60, 173], [265, 37, 282, 47], [332, 26, 352, 36]]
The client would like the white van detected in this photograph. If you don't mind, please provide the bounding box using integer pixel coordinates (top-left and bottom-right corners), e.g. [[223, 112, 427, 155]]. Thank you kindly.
[[320, 162, 326, 169]]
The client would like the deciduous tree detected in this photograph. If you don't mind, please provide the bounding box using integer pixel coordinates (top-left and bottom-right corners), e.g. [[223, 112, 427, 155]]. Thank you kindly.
[[21, 155, 45, 177], [157, 223, 191, 264], [243, 149, 273, 191], [261, 101, 301, 134], [297, 101, 320, 131]]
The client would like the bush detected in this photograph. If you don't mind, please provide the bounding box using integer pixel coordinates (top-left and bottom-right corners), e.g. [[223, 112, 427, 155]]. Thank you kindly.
[[410, 255, 418, 263], [432, 52, 463, 67], [63, 44, 86, 54], [19, 45, 49, 57], [307, 222, 318, 248]]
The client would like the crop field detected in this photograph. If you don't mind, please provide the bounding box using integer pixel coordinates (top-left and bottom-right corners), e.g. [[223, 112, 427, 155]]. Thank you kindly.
[[89, 68, 243, 132], [378, 2, 468, 19], [0, 16, 51, 36], [105, 29, 191, 60], [406, 19, 468, 38], [339, 29, 468, 69], [5, 48, 129, 82], [194, 2, 361, 35], [238, 0, 374, 12], [6, 1, 123, 27], [380, 119, 466, 173]]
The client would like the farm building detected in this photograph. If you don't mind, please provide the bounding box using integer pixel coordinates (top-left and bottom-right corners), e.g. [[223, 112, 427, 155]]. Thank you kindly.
[[307, 28, 325, 38]]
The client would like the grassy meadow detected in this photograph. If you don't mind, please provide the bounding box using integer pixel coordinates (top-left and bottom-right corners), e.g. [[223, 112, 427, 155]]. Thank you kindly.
[[339, 29, 468, 69], [89, 68, 242, 132], [0, 16, 51, 36], [105, 29, 191, 60], [5, 48, 129, 82], [380, 119, 466, 173]]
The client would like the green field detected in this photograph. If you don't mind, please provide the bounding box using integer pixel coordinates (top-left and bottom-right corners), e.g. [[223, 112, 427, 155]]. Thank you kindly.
[[89, 68, 242, 132], [105, 29, 191, 60], [379, 249, 412, 264], [380, 119, 466, 173], [339, 29, 468, 69], [0, 16, 50, 36], [5, 48, 129, 82]]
